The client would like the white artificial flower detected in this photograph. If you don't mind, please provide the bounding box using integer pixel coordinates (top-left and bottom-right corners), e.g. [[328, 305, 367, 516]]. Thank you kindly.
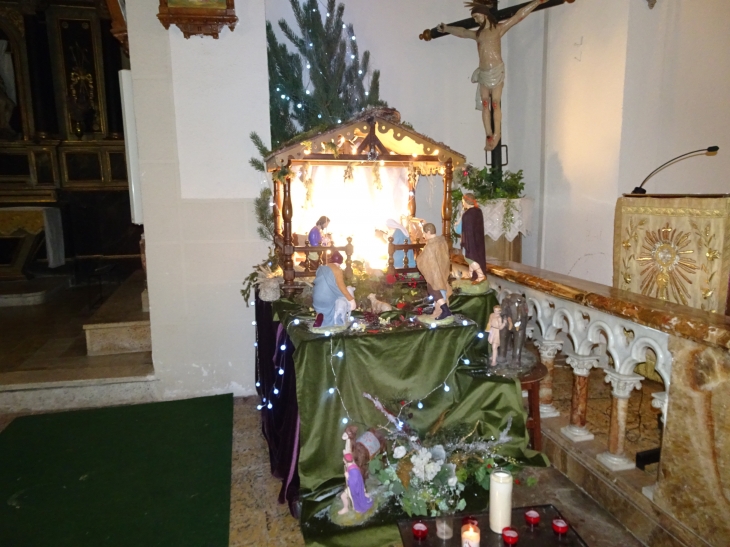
[[409, 436, 419, 442], [393, 446, 407, 459], [430, 444, 446, 462], [424, 460, 442, 481], [448, 476, 458, 487]]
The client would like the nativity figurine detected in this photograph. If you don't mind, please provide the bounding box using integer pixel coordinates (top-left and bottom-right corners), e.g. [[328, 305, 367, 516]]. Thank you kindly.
[[458, 193, 487, 284], [486, 304, 507, 367], [416, 223, 452, 320], [437, 0, 550, 151], [312, 260, 356, 328]]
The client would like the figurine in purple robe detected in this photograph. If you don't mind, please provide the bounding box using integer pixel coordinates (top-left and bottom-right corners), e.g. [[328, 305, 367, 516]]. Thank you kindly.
[[460, 193, 487, 284], [338, 452, 373, 514]]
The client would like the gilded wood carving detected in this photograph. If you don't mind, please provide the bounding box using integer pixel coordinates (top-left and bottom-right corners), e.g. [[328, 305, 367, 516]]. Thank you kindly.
[[157, 0, 237, 39]]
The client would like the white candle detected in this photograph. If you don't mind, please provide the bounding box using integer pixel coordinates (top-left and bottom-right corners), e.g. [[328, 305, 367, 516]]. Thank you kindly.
[[461, 523, 480, 547], [489, 469, 513, 533]]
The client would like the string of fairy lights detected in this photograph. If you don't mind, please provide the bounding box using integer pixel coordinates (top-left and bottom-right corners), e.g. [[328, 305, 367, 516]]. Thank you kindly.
[[254, 307, 489, 430]]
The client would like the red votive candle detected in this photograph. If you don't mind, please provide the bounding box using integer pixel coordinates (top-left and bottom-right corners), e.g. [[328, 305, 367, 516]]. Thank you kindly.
[[412, 521, 428, 540], [525, 510, 540, 526], [502, 527, 519, 544], [462, 516, 479, 527], [552, 518, 568, 535]]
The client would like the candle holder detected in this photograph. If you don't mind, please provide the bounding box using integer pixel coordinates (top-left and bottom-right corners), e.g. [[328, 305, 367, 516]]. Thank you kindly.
[[524, 509, 540, 529], [435, 517, 453, 540], [502, 527, 519, 544], [552, 518, 569, 535], [489, 468, 513, 533], [412, 521, 428, 541], [461, 522, 480, 547]]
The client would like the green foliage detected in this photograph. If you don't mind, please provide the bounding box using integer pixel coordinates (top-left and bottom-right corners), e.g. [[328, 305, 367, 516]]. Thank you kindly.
[[451, 165, 525, 239], [266, 0, 387, 150], [254, 187, 275, 242]]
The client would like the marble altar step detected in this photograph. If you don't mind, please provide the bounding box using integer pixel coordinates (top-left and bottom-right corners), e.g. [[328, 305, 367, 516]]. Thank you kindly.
[[541, 414, 710, 547], [83, 270, 150, 356], [0, 277, 69, 307]]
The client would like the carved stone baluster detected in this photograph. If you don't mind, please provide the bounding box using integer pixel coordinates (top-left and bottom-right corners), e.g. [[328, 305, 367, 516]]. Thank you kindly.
[[597, 370, 643, 471], [533, 339, 563, 418], [442, 159, 453, 248], [641, 391, 669, 501], [560, 356, 599, 442]]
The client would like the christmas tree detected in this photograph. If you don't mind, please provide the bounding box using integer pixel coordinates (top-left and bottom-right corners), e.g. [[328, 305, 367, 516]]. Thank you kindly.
[[252, 0, 386, 171]]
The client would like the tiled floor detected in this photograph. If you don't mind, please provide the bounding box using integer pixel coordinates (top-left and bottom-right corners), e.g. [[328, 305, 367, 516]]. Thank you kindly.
[[0, 283, 153, 386]]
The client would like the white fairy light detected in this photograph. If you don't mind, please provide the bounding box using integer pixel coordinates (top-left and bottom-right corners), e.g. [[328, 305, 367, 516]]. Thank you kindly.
[[250, 301, 255, 306], [336, 351, 344, 358], [280, 94, 285, 99], [318, 114, 322, 118], [280, 344, 287, 351], [257, 404, 263, 410], [305, 90, 310, 95], [293, 318, 300, 325], [477, 332, 484, 339], [297, 103, 302, 108], [350, 54, 355, 59], [252, 320, 257, 325], [417, 401, 424, 409], [325, 331, 331, 336], [351, 36, 356, 40], [267, 402, 273, 409], [326, 12, 330, 17], [358, 70, 362, 74], [253, 342, 258, 347], [255, 381, 260, 387], [444, 384, 451, 392], [342, 23, 346, 28], [337, 120, 341, 124], [328, 387, 335, 394], [462, 320, 468, 326], [273, 388, 279, 395], [278, 368, 284, 376], [430, 323, 437, 329], [263, 397, 267, 402], [342, 417, 348, 424], [464, 359, 471, 365], [306, 63, 311, 69], [309, 42, 313, 46]]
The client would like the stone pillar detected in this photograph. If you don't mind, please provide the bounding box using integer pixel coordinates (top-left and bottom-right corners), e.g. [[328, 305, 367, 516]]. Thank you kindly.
[[597, 370, 643, 472], [560, 356, 598, 442], [533, 339, 563, 418], [641, 391, 669, 501]]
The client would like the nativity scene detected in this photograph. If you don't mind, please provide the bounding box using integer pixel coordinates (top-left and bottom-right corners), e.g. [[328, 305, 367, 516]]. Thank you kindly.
[[0, 0, 727, 547]]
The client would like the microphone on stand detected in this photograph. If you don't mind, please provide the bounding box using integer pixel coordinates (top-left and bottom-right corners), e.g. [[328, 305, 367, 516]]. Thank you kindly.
[[631, 146, 720, 194]]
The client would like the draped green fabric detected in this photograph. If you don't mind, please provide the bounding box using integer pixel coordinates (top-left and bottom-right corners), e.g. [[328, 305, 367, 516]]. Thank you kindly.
[[450, 290, 498, 331], [276, 293, 547, 547]]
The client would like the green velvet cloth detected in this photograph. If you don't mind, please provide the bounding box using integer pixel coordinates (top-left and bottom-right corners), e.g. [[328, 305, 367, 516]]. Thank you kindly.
[[450, 290, 498, 331], [277, 294, 547, 547]]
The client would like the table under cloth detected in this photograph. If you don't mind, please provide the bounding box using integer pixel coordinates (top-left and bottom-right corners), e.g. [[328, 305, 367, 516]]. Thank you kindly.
[[0, 207, 65, 267], [256, 292, 546, 546]]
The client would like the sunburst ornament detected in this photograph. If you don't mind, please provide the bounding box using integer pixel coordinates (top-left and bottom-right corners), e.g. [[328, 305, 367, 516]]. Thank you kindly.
[[636, 224, 697, 305]]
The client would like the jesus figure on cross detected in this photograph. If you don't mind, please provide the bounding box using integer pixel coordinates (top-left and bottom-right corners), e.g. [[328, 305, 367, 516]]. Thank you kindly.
[[438, 0, 550, 151]]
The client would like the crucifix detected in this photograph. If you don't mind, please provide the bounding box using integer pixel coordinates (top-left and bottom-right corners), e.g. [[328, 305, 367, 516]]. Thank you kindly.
[[421, 0, 574, 170]]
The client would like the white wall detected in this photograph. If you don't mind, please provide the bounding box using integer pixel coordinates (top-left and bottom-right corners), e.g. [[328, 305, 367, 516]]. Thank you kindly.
[[618, 0, 730, 194], [127, 0, 269, 399], [504, 0, 729, 285]]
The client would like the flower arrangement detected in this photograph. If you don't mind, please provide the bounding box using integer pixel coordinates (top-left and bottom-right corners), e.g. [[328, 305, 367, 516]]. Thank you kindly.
[[369, 417, 528, 518], [451, 164, 525, 237]]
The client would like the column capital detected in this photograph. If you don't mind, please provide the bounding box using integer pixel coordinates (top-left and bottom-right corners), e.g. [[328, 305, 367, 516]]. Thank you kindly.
[[603, 369, 643, 399], [566, 355, 599, 377], [534, 339, 563, 360], [651, 391, 668, 420]]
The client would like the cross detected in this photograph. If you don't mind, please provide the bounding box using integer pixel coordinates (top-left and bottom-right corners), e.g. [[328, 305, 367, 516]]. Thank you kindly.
[[420, 0, 575, 171]]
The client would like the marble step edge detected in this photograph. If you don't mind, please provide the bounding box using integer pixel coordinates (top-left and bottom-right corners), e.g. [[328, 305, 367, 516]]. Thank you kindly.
[[83, 319, 150, 330], [542, 425, 710, 547], [0, 374, 158, 393]]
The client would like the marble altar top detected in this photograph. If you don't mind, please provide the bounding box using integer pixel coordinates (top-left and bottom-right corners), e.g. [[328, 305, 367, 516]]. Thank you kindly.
[[485, 260, 730, 351]]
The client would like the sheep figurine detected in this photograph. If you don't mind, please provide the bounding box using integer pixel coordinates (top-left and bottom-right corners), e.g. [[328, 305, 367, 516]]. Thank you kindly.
[[333, 287, 356, 325], [367, 293, 392, 313]]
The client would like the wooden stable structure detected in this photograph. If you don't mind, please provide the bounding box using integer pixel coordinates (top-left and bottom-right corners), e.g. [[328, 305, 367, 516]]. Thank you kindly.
[[264, 109, 466, 295]]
